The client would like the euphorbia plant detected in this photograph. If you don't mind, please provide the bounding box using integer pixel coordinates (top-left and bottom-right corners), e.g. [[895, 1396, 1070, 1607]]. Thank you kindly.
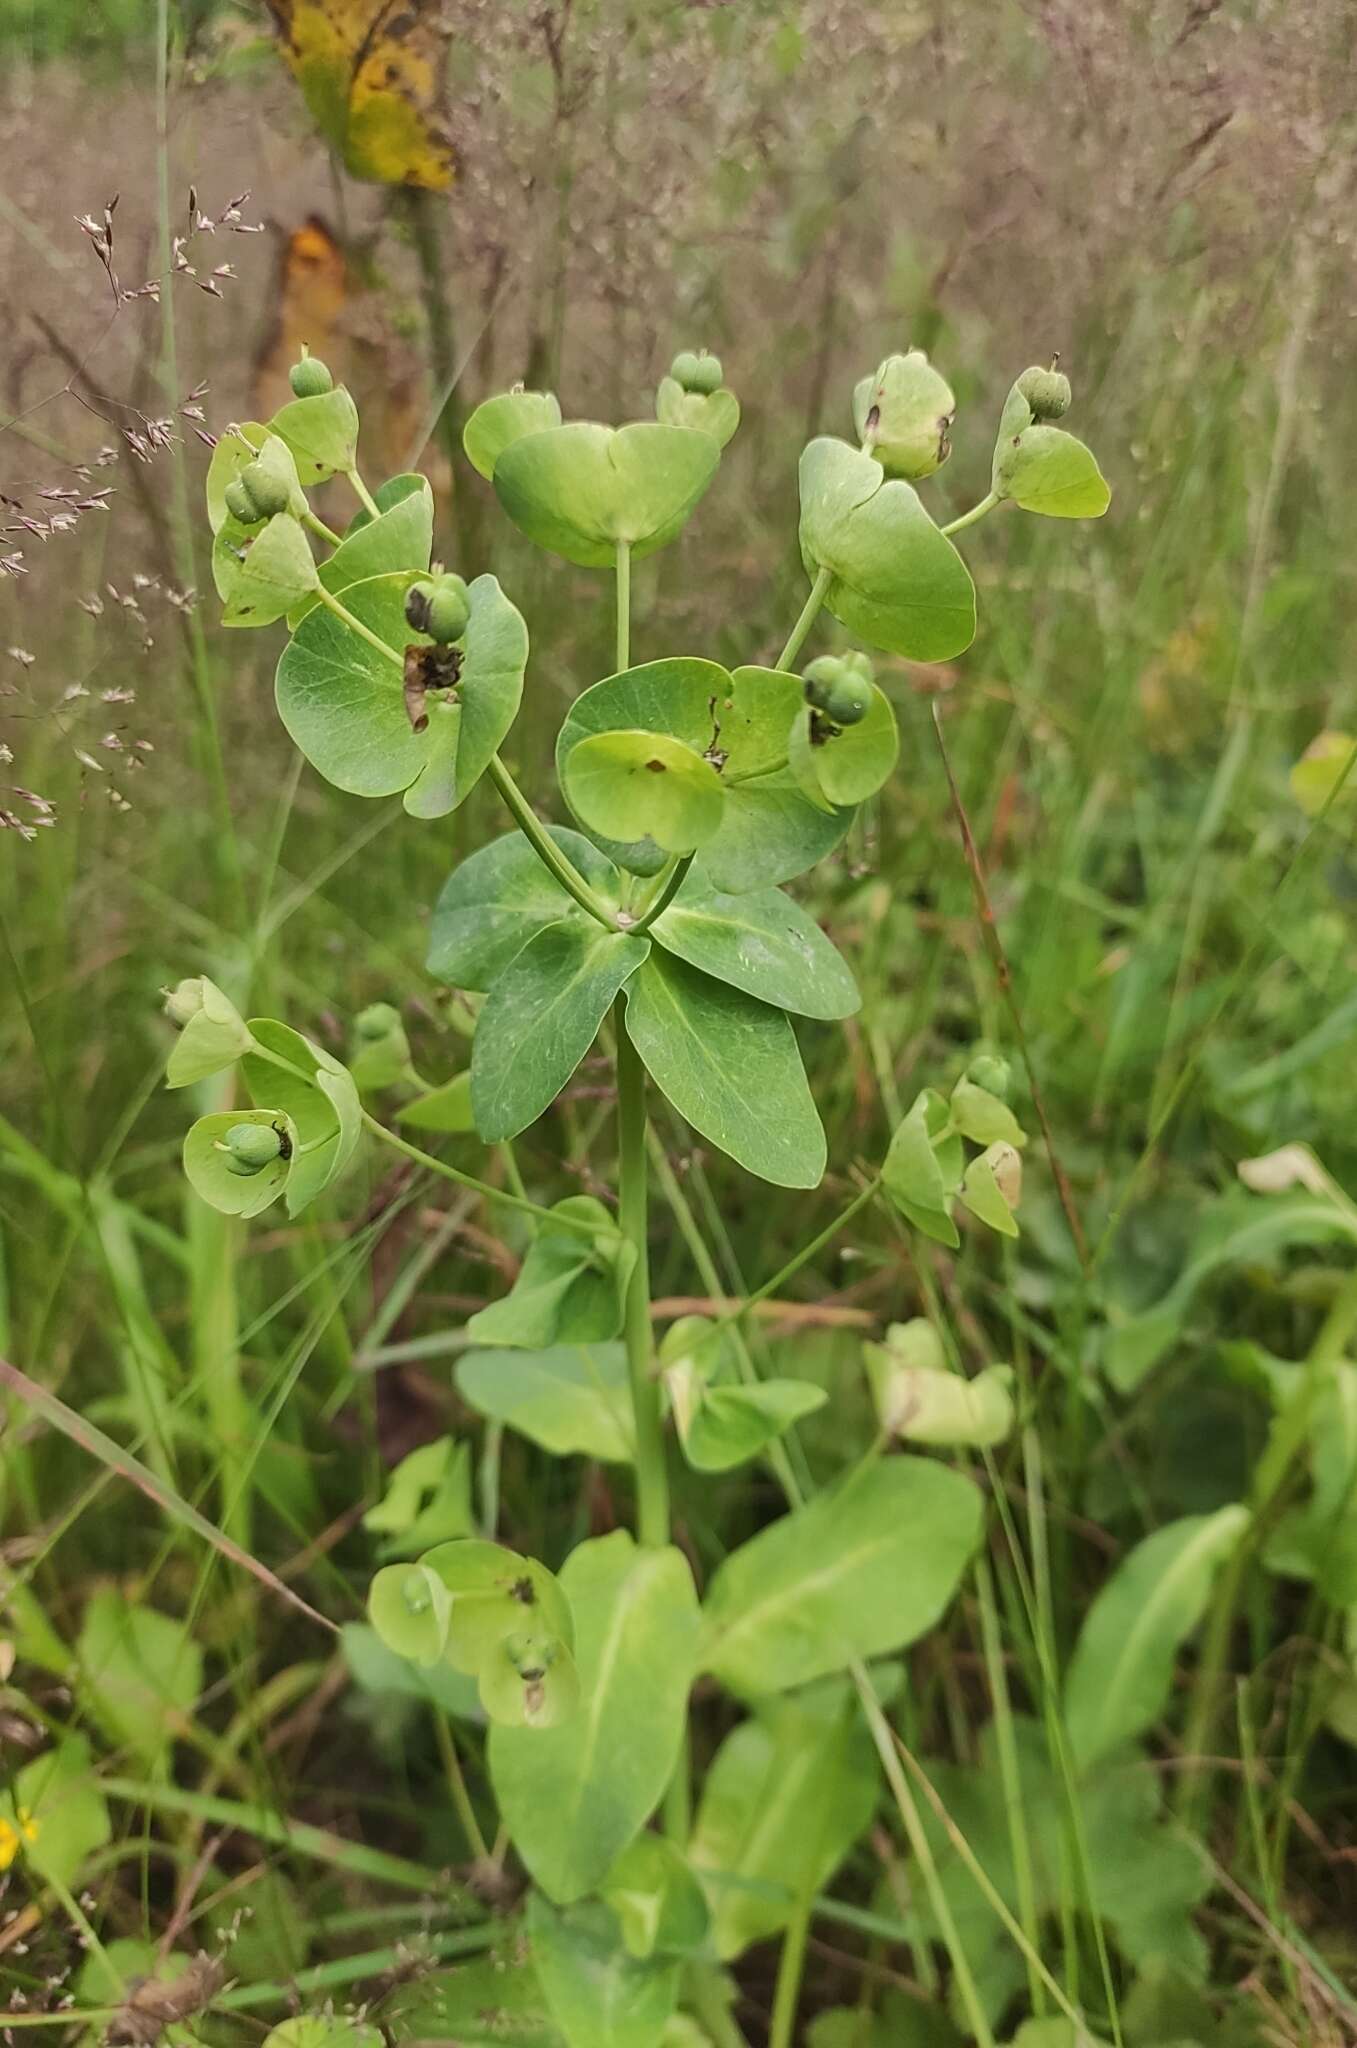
[[167, 341, 1109, 2044]]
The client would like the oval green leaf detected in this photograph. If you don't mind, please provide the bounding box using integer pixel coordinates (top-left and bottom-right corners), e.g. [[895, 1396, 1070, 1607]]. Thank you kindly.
[[993, 424, 1111, 518], [457, 1343, 634, 1463], [428, 828, 622, 993], [624, 951, 825, 1188], [650, 873, 859, 1020]]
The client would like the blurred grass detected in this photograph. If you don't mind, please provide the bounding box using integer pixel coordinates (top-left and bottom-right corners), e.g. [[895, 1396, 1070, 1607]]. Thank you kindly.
[[2, 0, 1357, 2040]]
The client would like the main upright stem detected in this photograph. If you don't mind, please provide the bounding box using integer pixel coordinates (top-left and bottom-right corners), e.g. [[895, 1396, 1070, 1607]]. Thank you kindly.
[[615, 1001, 669, 1547]]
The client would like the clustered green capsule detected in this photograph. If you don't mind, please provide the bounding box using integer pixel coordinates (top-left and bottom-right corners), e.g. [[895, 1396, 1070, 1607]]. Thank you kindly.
[[802, 653, 873, 728], [217, 1122, 285, 1178], [290, 349, 335, 399], [1015, 360, 1072, 421], [405, 572, 471, 644], [669, 350, 723, 396], [224, 457, 292, 526]]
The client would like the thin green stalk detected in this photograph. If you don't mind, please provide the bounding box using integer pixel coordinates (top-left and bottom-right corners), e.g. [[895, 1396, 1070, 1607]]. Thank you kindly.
[[708, 1175, 880, 1334], [433, 1703, 490, 1862], [631, 852, 693, 934], [616, 538, 631, 670], [942, 491, 1001, 538], [216, 1925, 499, 2010], [975, 1551, 1045, 2017], [776, 564, 832, 672], [346, 464, 381, 519], [614, 1002, 669, 1550], [767, 1894, 813, 2048], [361, 1111, 603, 1238], [301, 507, 341, 548], [486, 756, 618, 926]]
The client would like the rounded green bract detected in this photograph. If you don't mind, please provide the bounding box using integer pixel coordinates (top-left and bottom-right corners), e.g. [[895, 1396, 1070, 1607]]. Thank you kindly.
[[290, 352, 335, 399], [679, 352, 723, 395], [1016, 362, 1072, 420]]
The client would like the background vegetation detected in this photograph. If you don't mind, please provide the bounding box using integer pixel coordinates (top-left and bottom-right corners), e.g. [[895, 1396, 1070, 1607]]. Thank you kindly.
[[2, 0, 1356, 2042]]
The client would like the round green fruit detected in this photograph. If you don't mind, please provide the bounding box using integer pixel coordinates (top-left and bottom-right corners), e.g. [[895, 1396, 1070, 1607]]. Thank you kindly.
[[220, 1123, 284, 1177], [406, 573, 470, 644], [237, 459, 291, 520], [290, 353, 335, 398], [223, 477, 261, 526], [1016, 363, 1072, 421], [822, 674, 872, 726], [686, 353, 723, 395]]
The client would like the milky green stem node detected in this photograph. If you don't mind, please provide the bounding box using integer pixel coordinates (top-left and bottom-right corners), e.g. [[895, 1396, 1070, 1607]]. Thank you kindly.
[[290, 349, 335, 399], [853, 349, 956, 479], [1016, 361, 1073, 420], [670, 350, 723, 396], [405, 572, 471, 643], [218, 1121, 285, 1177]]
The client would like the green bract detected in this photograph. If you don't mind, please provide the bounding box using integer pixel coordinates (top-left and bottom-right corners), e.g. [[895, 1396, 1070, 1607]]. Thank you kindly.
[[220, 514, 319, 628], [556, 658, 850, 889], [492, 422, 721, 566], [462, 387, 563, 482], [655, 375, 741, 449], [799, 437, 976, 660], [851, 349, 956, 479], [287, 473, 434, 626], [563, 729, 726, 854], [268, 383, 361, 483], [276, 570, 527, 818], [991, 373, 1111, 517]]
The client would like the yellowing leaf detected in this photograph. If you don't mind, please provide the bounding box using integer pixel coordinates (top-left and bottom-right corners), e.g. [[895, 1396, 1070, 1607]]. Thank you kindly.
[[266, 0, 455, 190]]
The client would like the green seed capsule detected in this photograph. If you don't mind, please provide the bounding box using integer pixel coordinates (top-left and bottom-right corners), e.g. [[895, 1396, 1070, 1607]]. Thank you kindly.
[[967, 1053, 1012, 1098], [854, 350, 955, 479], [356, 1001, 401, 1041], [406, 573, 470, 644], [237, 458, 291, 520], [1016, 363, 1072, 421], [224, 477, 261, 526], [822, 674, 873, 726], [686, 353, 723, 395], [669, 350, 701, 390], [802, 656, 848, 713], [290, 352, 335, 398], [220, 1122, 284, 1177]]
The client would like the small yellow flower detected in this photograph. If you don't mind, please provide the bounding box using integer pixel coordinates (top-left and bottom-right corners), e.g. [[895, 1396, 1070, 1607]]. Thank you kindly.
[[0, 1808, 39, 1871]]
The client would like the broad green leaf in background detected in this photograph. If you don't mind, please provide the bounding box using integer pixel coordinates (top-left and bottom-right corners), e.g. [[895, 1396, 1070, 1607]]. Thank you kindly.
[[993, 424, 1110, 518], [650, 872, 860, 1020], [428, 828, 622, 992], [528, 1893, 680, 2048], [798, 438, 976, 661], [1267, 1361, 1357, 1603], [289, 474, 433, 624], [467, 1198, 630, 1349], [341, 1621, 482, 1721], [556, 659, 850, 888], [3, 1737, 111, 1890], [564, 731, 726, 855], [863, 1325, 1016, 1447], [276, 570, 528, 819], [689, 1677, 878, 1957], [76, 1589, 202, 1773], [221, 514, 319, 628], [701, 1457, 983, 1694], [470, 923, 650, 1141], [493, 422, 720, 567], [905, 1718, 1211, 2024], [490, 1532, 701, 1902], [1064, 1505, 1249, 1770], [464, 389, 564, 480], [396, 1071, 476, 1133], [600, 1834, 711, 1959], [670, 1373, 827, 1473], [457, 1344, 634, 1462], [624, 950, 825, 1189], [384, 1949, 563, 2047]]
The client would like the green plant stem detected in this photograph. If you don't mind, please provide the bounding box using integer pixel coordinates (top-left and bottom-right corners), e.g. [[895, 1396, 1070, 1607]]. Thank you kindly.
[[346, 464, 381, 519], [316, 584, 407, 666], [614, 1001, 669, 1550], [485, 756, 617, 926], [709, 1175, 880, 1333], [767, 1894, 813, 2048], [616, 538, 631, 670], [631, 852, 693, 934], [216, 1925, 499, 2010], [432, 1703, 490, 1862], [776, 563, 832, 672], [975, 1550, 1045, 2017], [941, 490, 1001, 538], [301, 508, 341, 548], [361, 1111, 602, 1239]]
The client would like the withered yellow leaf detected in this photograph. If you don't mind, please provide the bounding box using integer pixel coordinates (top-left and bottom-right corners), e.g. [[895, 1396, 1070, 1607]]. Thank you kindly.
[[266, 0, 455, 190]]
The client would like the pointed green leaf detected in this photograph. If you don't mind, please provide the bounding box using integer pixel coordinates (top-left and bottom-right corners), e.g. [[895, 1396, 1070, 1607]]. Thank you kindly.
[[276, 570, 527, 818], [624, 950, 825, 1189], [882, 1088, 963, 1246], [457, 1343, 634, 1463], [676, 1378, 827, 1473], [655, 377, 741, 449], [528, 1894, 679, 2048], [798, 437, 976, 662], [471, 921, 650, 1141], [564, 731, 726, 855], [1064, 1506, 1249, 1770], [949, 1078, 1026, 1149], [221, 513, 319, 627], [489, 1531, 700, 1901], [651, 874, 859, 1020], [269, 384, 360, 483], [993, 424, 1110, 518], [467, 1198, 629, 1349], [959, 1145, 1021, 1238], [464, 388, 563, 480], [701, 1457, 983, 1694], [428, 828, 622, 992], [362, 1437, 475, 1558], [690, 1679, 879, 1959], [493, 422, 720, 567]]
